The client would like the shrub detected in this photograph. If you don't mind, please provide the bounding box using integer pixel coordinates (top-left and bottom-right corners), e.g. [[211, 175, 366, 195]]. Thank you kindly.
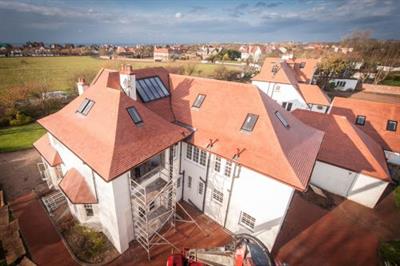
[[9, 112, 32, 126], [394, 186, 400, 208], [0, 117, 10, 127], [379, 240, 400, 266]]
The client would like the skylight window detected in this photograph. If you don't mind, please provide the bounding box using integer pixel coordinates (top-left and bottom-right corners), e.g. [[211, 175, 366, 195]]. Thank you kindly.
[[275, 111, 289, 128], [135, 76, 169, 103], [76, 98, 95, 116], [127, 107, 143, 125], [241, 114, 259, 132], [192, 94, 206, 108], [387, 120, 397, 132], [355, 115, 366, 126]]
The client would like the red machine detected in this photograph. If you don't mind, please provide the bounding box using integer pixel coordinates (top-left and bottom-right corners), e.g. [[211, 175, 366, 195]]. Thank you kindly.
[[166, 234, 274, 266]]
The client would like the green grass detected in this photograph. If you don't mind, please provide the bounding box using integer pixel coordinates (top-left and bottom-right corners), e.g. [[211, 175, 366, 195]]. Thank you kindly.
[[0, 123, 45, 152], [381, 79, 400, 86], [0, 56, 243, 93]]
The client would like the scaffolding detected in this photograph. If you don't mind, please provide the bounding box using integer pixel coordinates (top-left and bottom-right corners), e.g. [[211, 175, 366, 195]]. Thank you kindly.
[[130, 170, 178, 260]]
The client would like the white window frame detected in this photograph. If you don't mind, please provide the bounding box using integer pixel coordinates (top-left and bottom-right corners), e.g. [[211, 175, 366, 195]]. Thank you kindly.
[[188, 176, 192, 188], [84, 204, 94, 217], [214, 156, 221, 173], [212, 189, 223, 204], [198, 181, 204, 195], [224, 161, 232, 177], [239, 211, 256, 231]]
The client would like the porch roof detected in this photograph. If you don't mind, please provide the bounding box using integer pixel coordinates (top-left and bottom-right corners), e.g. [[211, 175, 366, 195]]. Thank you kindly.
[[33, 134, 62, 167], [59, 168, 97, 204]]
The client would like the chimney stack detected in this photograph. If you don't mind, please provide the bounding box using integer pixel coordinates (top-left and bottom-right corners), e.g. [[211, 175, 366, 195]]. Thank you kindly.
[[119, 64, 137, 100], [76, 78, 87, 95]]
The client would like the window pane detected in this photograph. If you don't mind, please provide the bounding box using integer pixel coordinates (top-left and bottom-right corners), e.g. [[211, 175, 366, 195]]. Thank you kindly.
[[275, 111, 289, 128], [193, 94, 206, 108], [225, 161, 232, 177], [188, 176, 192, 188], [77, 98, 89, 113], [135, 82, 150, 102], [154, 77, 170, 96], [186, 144, 192, 159], [127, 107, 143, 124], [198, 182, 204, 194], [200, 150, 207, 166], [355, 115, 366, 126], [193, 147, 199, 163], [240, 211, 256, 230], [81, 100, 95, 115], [212, 189, 223, 204], [215, 156, 221, 172], [387, 120, 397, 132], [241, 114, 259, 132]]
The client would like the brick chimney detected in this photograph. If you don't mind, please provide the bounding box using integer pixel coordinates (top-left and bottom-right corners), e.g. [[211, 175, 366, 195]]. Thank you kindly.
[[119, 64, 136, 100], [76, 78, 87, 95]]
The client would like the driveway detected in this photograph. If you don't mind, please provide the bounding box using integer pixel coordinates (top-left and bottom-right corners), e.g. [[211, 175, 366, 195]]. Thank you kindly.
[[273, 188, 400, 266], [0, 149, 45, 201]]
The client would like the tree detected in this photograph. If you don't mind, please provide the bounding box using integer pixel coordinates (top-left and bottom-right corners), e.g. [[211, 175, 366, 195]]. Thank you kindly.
[[317, 54, 351, 90]]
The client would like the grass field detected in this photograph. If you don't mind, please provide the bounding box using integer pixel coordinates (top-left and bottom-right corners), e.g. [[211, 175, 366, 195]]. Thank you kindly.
[[0, 123, 45, 152], [0, 56, 242, 93]]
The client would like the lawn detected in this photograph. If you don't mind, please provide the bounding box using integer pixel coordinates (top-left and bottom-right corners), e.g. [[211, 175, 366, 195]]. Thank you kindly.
[[0, 56, 243, 93], [0, 123, 45, 152]]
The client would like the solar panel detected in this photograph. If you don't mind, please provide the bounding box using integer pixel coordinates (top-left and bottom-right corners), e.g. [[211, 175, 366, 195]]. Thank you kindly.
[[136, 77, 169, 103], [127, 107, 143, 125]]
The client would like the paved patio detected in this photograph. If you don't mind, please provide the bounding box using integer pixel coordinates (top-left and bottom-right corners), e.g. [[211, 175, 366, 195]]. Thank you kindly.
[[273, 187, 400, 266], [0, 149, 45, 201], [109, 201, 233, 266]]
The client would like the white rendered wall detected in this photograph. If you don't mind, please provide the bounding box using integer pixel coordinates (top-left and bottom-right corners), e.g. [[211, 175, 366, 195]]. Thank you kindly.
[[330, 79, 359, 92], [225, 166, 294, 251], [385, 150, 400, 165], [252, 81, 308, 111], [311, 161, 388, 208], [309, 104, 329, 113], [47, 133, 134, 253], [203, 154, 235, 225], [181, 142, 208, 210]]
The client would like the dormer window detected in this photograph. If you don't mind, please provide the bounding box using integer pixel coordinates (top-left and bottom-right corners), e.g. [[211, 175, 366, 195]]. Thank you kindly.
[[355, 115, 366, 126], [241, 114, 258, 132], [387, 120, 397, 132], [127, 107, 143, 125], [275, 111, 289, 128], [192, 94, 206, 108], [76, 98, 95, 116]]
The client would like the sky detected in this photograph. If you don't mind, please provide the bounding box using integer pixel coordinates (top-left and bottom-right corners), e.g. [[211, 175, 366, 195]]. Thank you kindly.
[[0, 0, 399, 44]]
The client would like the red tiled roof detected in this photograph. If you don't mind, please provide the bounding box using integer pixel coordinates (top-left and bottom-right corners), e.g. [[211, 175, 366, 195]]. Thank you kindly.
[[170, 74, 324, 191], [38, 69, 190, 181], [293, 110, 390, 181], [330, 97, 400, 153], [253, 58, 327, 105], [362, 83, 400, 96], [297, 84, 330, 106], [59, 168, 97, 204], [288, 58, 319, 83], [33, 134, 62, 166]]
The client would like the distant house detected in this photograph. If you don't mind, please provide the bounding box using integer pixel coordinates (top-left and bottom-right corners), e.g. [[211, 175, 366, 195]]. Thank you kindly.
[[153, 46, 180, 61], [294, 109, 391, 208], [330, 97, 400, 165], [252, 57, 330, 113], [239, 45, 262, 62], [329, 78, 360, 92], [197, 45, 220, 60]]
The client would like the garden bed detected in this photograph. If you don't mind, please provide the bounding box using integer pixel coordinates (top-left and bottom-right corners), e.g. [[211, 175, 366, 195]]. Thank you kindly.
[[50, 203, 118, 264]]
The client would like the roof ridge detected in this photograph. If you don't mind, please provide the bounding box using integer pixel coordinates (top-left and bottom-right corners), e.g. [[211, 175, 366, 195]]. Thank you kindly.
[[169, 73, 257, 88]]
